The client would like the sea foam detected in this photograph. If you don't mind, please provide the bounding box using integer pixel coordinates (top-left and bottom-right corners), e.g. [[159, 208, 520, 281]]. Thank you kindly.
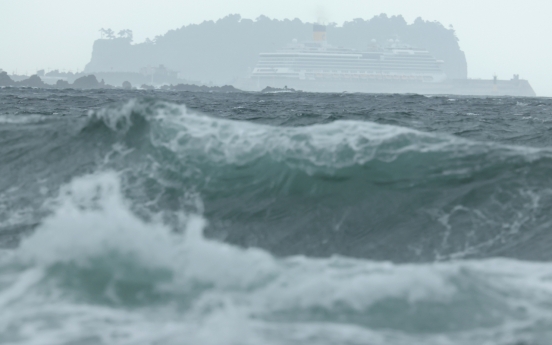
[[1, 172, 552, 344]]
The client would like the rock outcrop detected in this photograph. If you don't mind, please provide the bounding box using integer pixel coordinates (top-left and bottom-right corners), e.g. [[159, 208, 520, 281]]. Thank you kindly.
[[0, 71, 15, 86], [56, 80, 70, 88], [72, 75, 101, 88], [18, 75, 47, 88]]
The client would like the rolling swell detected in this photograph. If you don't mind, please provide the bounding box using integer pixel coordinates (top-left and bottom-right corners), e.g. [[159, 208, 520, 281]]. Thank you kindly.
[[81, 99, 552, 262]]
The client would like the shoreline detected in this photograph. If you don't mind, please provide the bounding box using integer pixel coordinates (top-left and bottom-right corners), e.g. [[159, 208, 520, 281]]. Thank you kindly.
[[0, 72, 241, 93]]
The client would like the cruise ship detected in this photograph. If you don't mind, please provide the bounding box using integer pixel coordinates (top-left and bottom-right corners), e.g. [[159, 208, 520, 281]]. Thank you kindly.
[[238, 24, 536, 96]]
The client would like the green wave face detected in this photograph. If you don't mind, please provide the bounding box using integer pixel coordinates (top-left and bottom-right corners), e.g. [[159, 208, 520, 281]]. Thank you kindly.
[[1, 171, 552, 345], [79, 99, 552, 262], [2, 92, 552, 345]]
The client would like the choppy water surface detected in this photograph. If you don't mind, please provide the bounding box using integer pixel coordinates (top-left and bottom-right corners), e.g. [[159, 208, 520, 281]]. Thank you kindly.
[[1, 87, 552, 344]]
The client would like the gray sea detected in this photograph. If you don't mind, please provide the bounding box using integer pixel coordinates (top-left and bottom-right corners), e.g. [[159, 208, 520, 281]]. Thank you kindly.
[[1, 87, 552, 344]]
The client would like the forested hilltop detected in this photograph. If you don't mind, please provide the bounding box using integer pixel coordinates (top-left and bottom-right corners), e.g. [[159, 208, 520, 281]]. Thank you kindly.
[[85, 14, 467, 84]]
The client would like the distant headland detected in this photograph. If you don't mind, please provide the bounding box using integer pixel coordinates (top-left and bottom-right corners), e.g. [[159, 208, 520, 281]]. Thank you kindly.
[[84, 14, 468, 85]]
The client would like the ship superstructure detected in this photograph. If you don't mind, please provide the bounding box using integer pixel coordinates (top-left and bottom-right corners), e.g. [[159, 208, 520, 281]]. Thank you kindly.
[[250, 25, 446, 89], [237, 24, 536, 96]]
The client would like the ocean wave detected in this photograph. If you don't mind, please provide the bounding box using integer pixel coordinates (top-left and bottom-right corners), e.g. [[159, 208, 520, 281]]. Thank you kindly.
[[89, 99, 550, 170], [1, 172, 551, 344], [78, 99, 552, 262]]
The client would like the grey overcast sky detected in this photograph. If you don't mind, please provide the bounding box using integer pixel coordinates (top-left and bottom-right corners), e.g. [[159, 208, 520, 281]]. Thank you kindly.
[[2, 0, 551, 95]]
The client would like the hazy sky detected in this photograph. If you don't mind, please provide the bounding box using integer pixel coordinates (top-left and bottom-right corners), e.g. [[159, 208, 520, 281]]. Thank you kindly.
[[2, 0, 552, 95]]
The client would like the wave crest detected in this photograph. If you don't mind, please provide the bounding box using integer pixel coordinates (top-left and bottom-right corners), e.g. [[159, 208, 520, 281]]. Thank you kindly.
[[80, 99, 552, 262]]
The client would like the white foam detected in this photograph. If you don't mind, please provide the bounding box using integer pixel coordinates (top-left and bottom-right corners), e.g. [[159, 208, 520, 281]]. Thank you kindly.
[[2, 165, 552, 344], [0, 115, 53, 124], [89, 100, 552, 175]]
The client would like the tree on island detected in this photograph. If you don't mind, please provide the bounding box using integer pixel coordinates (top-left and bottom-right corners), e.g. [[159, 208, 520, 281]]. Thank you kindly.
[[118, 29, 133, 42], [153, 35, 163, 43], [99, 28, 116, 39]]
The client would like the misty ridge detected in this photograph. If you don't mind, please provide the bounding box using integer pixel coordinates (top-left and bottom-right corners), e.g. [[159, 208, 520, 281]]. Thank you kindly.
[[85, 14, 467, 85]]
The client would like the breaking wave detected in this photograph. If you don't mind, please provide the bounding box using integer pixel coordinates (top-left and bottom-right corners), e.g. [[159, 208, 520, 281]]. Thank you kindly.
[[1, 171, 552, 344], [75, 99, 552, 262], [2, 96, 552, 344]]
